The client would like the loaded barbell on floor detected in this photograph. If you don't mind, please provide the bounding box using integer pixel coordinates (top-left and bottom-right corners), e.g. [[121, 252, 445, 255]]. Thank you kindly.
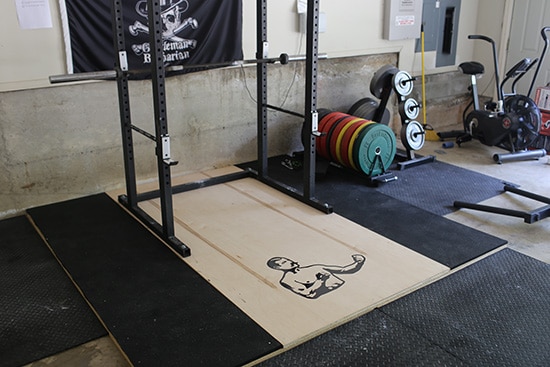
[[49, 53, 329, 84], [311, 111, 397, 178]]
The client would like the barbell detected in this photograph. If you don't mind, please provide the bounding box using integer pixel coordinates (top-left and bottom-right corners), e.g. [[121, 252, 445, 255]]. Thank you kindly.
[[49, 53, 328, 84]]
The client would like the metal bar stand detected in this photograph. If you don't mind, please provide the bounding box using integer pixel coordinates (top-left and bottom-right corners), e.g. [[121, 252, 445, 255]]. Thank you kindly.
[[454, 184, 550, 224]]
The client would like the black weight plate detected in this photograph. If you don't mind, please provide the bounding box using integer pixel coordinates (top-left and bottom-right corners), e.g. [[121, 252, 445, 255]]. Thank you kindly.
[[348, 98, 390, 125], [370, 65, 399, 99], [348, 97, 378, 116]]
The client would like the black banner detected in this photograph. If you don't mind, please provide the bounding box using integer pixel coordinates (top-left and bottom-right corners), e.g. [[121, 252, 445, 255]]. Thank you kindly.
[[64, 0, 243, 75]]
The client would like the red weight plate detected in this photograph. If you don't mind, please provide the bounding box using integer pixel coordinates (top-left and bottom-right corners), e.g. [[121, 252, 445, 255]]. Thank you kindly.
[[336, 118, 363, 166], [329, 115, 356, 163], [316, 112, 345, 159]]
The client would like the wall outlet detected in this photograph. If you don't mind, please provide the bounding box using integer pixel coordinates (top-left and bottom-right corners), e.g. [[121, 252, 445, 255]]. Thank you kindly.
[[299, 12, 326, 34]]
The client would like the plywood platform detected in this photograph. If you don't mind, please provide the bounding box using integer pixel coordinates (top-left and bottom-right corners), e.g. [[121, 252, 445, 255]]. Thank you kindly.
[[110, 167, 449, 348]]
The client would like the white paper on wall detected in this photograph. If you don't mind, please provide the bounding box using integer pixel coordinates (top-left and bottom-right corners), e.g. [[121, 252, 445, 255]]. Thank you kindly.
[[15, 0, 53, 30]]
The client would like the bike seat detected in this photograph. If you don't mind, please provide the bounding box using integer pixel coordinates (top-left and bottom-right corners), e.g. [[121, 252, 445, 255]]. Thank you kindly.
[[459, 61, 484, 75]]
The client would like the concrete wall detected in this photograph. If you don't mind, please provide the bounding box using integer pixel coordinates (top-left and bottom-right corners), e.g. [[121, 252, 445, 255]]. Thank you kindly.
[[1, 54, 409, 218], [0, 0, 510, 218]]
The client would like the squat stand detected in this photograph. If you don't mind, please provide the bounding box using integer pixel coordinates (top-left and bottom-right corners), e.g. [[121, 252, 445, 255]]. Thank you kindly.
[[454, 184, 550, 223], [114, 0, 331, 257]]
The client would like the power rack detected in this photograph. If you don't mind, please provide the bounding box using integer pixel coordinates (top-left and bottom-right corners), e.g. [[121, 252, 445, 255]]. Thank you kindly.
[[109, 0, 331, 256]]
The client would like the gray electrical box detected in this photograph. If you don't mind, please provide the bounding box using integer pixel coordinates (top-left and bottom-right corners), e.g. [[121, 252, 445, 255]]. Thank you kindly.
[[383, 0, 423, 40], [414, 0, 462, 67]]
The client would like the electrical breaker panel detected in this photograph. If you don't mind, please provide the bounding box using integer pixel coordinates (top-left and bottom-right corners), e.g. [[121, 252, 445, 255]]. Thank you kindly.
[[383, 0, 423, 40]]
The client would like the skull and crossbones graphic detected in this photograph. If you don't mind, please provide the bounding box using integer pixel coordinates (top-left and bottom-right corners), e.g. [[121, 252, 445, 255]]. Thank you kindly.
[[129, 0, 198, 42]]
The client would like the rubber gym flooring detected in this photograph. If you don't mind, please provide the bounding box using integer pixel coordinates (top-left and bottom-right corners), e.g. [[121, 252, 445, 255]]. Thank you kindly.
[[3, 161, 548, 366], [0, 216, 106, 367]]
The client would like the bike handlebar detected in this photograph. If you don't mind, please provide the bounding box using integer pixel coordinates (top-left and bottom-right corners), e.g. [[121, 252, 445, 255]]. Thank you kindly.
[[468, 34, 495, 44], [528, 26, 550, 97], [468, 34, 501, 101]]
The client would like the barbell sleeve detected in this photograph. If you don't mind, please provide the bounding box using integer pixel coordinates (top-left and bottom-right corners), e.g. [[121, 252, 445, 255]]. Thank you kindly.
[[49, 70, 118, 84]]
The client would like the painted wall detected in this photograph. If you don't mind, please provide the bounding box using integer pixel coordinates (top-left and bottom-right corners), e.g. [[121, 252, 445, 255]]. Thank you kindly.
[[1, 0, 493, 92], [0, 0, 509, 218]]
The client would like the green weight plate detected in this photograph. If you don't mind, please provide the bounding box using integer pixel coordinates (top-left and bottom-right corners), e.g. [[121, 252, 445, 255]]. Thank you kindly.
[[353, 124, 397, 176], [348, 121, 376, 170]]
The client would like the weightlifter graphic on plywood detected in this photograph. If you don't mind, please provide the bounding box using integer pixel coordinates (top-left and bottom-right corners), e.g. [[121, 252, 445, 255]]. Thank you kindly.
[[267, 254, 366, 299]]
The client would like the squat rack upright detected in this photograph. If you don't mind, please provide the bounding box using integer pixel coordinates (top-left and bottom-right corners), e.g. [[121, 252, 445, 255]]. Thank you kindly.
[[109, 0, 331, 257]]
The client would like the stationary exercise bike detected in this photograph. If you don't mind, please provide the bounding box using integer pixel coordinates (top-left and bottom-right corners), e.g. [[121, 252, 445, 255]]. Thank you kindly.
[[448, 31, 549, 162]]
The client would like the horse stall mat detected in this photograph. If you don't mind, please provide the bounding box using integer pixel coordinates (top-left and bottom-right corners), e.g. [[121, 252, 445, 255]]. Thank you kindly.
[[27, 194, 281, 367], [0, 215, 106, 367]]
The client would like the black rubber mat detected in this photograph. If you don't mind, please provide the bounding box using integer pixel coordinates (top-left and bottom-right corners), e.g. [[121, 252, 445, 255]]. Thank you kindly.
[[245, 154, 509, 217], [380, 248, 550, 366], [239, 156, 507, 268], [27, 194, 281, 367], [0, 215, 106, 367], [378, 158, 509, 216], [258, 249, 550, 366], [258, 309, 466, 367]]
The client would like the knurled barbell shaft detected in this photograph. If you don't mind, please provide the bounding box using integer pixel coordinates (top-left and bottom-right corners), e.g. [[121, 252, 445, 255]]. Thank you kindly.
[[49, 53, 328, 84]]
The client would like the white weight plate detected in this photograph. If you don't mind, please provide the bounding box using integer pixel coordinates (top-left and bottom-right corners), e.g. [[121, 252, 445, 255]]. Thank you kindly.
[[403, 98, 420, 120], [393, 70, 414, 97], [401, 120, 425, 151]]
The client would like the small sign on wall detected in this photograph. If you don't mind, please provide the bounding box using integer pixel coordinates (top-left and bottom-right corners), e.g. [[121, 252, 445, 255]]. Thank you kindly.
[[383, 0, 422, 40], [15, 0, 52, 30]]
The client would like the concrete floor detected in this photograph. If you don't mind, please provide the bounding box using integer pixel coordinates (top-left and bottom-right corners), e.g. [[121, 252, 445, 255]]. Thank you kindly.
[[24, 138, 550, 366]]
